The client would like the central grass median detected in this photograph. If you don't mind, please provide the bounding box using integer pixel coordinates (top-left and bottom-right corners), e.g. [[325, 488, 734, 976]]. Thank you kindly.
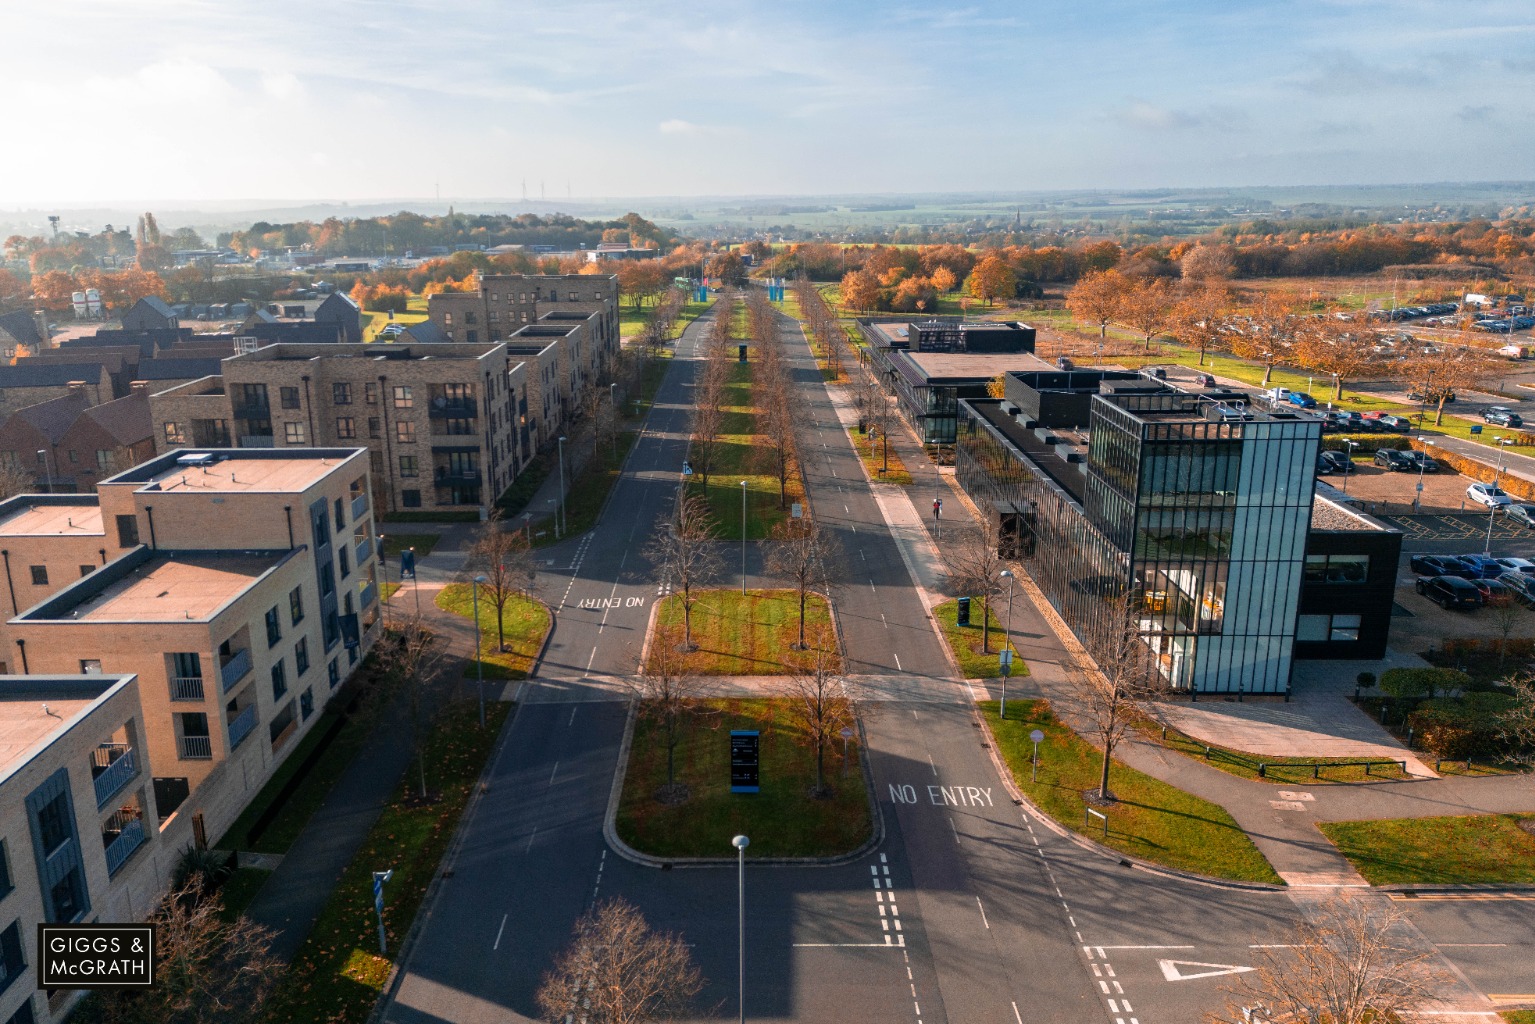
[[933, 598, 1022, 679], [434, 584, 550, 679], [648, 589, 839, 676], [1319, 814, 1535, 885], [616, 697, 871, 859], [984, 699, 1282, 885]]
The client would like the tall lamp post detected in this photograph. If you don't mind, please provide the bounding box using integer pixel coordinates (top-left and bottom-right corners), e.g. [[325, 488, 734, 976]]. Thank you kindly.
[[472, 574, 488, 728], [1412, 440, 1436, 513], [740, 480, 748, 595], [1487, 437, 1512, 555], [36, 449, 53, 493], [378, 535, 390, 628], [1340, 439, 1360, 496], [732, 834, 750, 1024], [410, 546, 421, 618], [999, 569, 1015, 719], [556, 435, 568, 538]]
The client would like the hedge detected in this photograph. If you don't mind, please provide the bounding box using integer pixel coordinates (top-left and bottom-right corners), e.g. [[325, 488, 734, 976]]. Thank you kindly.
[[1412, 440, 1535, 501], [1407, 692, 1517, 760], [1440, 636, 1535, 659], [1380, 667, 1471, 701], [1322, 433, 1412, 454]]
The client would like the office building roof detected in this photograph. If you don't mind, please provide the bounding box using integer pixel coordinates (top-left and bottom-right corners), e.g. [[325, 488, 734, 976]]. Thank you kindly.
[[0, 497, 104, 537], [135, 454, 351, 493], [899, 350, 1053, 384]]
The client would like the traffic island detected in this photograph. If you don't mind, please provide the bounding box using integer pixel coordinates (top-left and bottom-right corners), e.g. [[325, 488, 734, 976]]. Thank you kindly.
[[982, 699, 1283, 885], [646, 589, 840, 676], [434, 585, 552, 680], [615, 698, 873, 860], [932, 598, 1023, 679], [1318, 814, 1535, 886]]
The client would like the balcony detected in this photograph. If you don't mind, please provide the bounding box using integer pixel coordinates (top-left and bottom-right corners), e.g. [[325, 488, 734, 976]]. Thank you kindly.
[[354, 536, 372, 566], [228, 704, 257, 751], [178, 735, 212, 760], [91, 746, 137, 808], [351, 492, 369, 521], [359, 582, 378, 608], [434, 467, 482, 485], [103, 815, 146, 876], [232, 401, 270, 420], [170, 675, 205, 702], [220, 648, 252, 692], [238, 435, 276, 448], [428, 402, 478, 419]]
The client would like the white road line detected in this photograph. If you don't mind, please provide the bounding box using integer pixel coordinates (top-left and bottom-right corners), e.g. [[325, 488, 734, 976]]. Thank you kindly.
[[525, 827, 538, 853], [791, 943, 896, 948], [869, 579, 877, 593], [1094, 945, 1196, 950], [894, 653, 902, 670], [584, 646, 597, 674], [493, 913, 507, 950], [549, 761, 559, 785], [949, 818, 960, 844], [927, 753, 937, 776], [568, 705, 578, 726], [1012, 1003, 1023, 1024], [881, 612, 888, 628], [845, 504, 850, 513]]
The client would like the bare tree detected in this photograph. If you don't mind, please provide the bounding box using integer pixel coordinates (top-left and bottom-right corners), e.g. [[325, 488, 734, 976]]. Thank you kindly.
[[1399, 347, 1502, 426], [765, 516, 839, 649], [462, 510, 538, 654], [779, 639, 855, 797], [536, 897, 704, 1024], [1073, 593, 1161, 801], [1294, 315, 1380, 401], [942, 518, 1007, 654], [375, 616, 447, 799], [0, 456, 33, 500], [630, 638, 710, 797], [92, 877, 283, 1024], [1497, 674, 1535, 765], [645, 493, 723, 651], [1205, 893, 1452, 1024], [1487, 592, 1525, 671], [1117, 276, 1175, 351]]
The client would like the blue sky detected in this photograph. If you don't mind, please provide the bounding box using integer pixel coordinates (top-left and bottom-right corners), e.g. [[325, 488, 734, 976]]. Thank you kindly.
[[4, 0, 1532, 203]]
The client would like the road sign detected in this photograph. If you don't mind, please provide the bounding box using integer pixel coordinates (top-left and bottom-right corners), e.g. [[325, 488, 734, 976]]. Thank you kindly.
[[1471, 424, 1483, 435], [1029, 729, 1045, 744], [398, 549, 416, 581], [999, 649, 1013, 667], [730, 731, 760, 793], [791, 503, 803, 518], [682, 460, 693, 476], [1416, 482, 1424, 491], [956, 596, 971, 626]]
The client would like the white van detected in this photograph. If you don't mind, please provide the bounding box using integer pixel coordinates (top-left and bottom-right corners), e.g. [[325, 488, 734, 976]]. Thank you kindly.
[[1265, 387, 1292, 403]]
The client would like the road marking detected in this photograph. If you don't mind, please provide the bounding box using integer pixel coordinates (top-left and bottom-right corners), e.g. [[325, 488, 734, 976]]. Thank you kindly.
[[568, 705, 578, 726], [525, 827, 538, 853], [549, 761, 559, 785], [1012, 1003, 1023, 1024], [881, 613, 888, 628], [1436, 943, 1507, 947], [869, 578, 877, 593], [927, 753, 937, 776], [791, 943, 897, 948], [977, 897, 989, 929], [894, 653, 902, 670], [1093, 945, 1196, 952], [1158, 959, 1254, 982], [493, 913, 507, 950], [949, 818, 960, 844]]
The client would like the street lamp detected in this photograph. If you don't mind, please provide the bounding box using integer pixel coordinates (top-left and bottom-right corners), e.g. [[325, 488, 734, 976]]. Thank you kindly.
[[472, 574, 488, 728], [999, 569, 1015, 719], [1413, 440, 1436, 513], [378, 534, 390, 629], [1487, 437, 1513, 555], [557, 436, 568, 538], [732, 834, 750, 1024], [36, 449, 52, 493], [411, 547, 421, 618], [740, 480, 748, 595], [1340, 440, 1360, 496]]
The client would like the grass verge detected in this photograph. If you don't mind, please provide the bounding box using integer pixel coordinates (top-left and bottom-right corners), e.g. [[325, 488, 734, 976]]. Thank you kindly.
[[616, 698, 870, 859], [217, 866, 273, 923], [263, 699, 511, 1024], [379, 532, 441, 559], [985, 699, 1282, 884], [649, 589, 839, 676], [932, 599, 1022, 679], [1318, 814, 1535, 886], [850, 427, 913, 485], [529, 429, 640, 547], [434, 585, 551, 679], [686, 362, 804, 540], [1141, 721, 1410, 784]]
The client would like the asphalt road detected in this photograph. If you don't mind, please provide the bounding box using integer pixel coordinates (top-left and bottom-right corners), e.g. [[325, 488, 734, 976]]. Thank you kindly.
[[378, 297, 1528, 1024]]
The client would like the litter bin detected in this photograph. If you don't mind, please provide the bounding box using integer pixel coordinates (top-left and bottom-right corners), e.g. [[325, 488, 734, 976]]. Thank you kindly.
[[957, 596, 971, 626]]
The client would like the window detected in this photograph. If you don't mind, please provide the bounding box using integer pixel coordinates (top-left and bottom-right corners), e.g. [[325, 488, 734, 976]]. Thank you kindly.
[[300, 687, 314, 721], [0, 841, 10, 899], [289, 586, 304, 624], [393, 386, 413, 409], [295, 637, 310, 676], [116, 514, 139, 547], [401, 489, 421, 508], [1330, 614, 1362, 642], [78, 564, 93, 578], [1, 919, 26, 996], [398, 455, 418, 477], [35, 791, 71, 855], [49, 869, 85, 923], [368, 416, 381, 438], [285, 422, 307, 445], [164, 422, 186, 445], [1303, 553, 1370, 584], [96, 449, 113, 471], [335, 497, 346, 530], [320, 563, 335, 597], [312, 506, 330, 546], [441, 417, 474, 435], [338, 545, 350, 578], [489, 310, 499, 322], [80, 660, 102, 674], [332, 382, 353, 405], [336, 416, 356, 439], [466, 330, 478, 344], [67, 449, 77, 464], [365, 383, 378, 404], [396, 421, 416, 444], [465, 311, 477, 325], [323, 611, 339, 649], [280, 386, 301, 410], [328, 658, 340, 689], [271, 659, 287, 701], [265, 606, 282, 646], [1297, 613, 1363, 643], [443, 312, 453, 326]]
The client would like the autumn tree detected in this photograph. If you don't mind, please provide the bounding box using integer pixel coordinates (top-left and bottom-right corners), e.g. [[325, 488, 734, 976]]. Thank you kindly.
[[1399, 349, 1501, 426], [537, 898, 704, 1024], [29, 269, 78, 311], [942, 518, 1008, 654], [779, 641, 854, 797], [839, 268, 880, 312], [1073, 593, 1160, 801], [1294, 317, 1380, 400], [1179, 243, 1234, 281], [930, 265, 958, 294], [461, 510, 538, 655], [1229, 291, 1304, 386], [1117, 276, 1175, 351], [1066, 268, 1131, 339], [967, 255, 1016, 306], [1497, 675, 1535, 765], [1170, 283, 1230, 366], [765, 516, 839, 649], [645, 493, 723, 651], [630, 638, 710, 796]]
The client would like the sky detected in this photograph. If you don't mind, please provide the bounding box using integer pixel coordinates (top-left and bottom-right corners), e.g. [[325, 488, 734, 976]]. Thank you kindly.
[[2, 0, 1532, 205]]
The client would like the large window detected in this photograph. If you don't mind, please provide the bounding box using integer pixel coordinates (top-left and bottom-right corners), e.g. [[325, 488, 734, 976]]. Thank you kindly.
[[265, 606, 282, 646], [295, 637, 310, 676], [163, 422, 186, 445], [289, 586, 304, 624], [280, 386, 301, 410], [393, 386, 413, 409], [399, 455, 418, 478], [1303, 553, 1369, 584], [336, 416, 356, 439], [1297, 613, 1363, 643], [332, 382, 353, 405], [35, 791, 71, 855], [396, 421, 416, 444], [285, 422, 307, 445], [0, 919, 26, 996], [271, 659, 287, 701]]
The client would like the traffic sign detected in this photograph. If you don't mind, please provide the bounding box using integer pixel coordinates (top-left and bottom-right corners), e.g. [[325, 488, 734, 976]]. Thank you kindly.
[[791, 503, 803, 518], [999, 649, 1013, 667], [1029, 729, 1045, 744], [730, 730, 760, 793]]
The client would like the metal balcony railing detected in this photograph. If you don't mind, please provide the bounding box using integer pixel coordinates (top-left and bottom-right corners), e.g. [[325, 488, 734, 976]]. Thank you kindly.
[[238, 434, 276, 448], [103, 817, 146, 876], [434, 467, 481, 484], [220, 649, 252, 692], [170, 675, 205, 701], [359, 582, 378, 608], [178, 735, 212, 760], [354, 536, 372, 565], [228, 704, 257, 751], [351, 493, 369, 520], [92, 747, 136, 808]]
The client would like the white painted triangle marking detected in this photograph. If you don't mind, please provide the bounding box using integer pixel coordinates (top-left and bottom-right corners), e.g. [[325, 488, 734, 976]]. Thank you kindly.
[[1158, 959, 1255, 982]]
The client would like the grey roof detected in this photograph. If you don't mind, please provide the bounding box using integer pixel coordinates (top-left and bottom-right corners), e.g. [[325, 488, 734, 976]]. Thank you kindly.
[[0, 311, 43, 348], [315, 292, 360, 315], [400, 320, 450, 344], [79, 393, 151, 447], [245, 322, 345, 344], [133, 358, 223, 380], [10, 391, 92, 443], [134, 295, 176, 318], [0, 362, 106, 387], [67, 328, 192, 358]]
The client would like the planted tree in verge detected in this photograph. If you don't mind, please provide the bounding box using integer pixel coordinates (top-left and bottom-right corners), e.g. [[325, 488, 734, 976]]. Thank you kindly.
[[765, 516, 839, 649], [1074, 593, 1160, 802], [779, 638, 855, 798], [462, 510, 538, 653], [645, 494, 722, 652], [537, 897, 704, 1024]]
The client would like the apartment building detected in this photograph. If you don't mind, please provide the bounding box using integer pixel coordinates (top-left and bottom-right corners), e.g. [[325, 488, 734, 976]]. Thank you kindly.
[[0, 673, 170, 1024], [146, 345, 529, 516], [426, 272, 619, 382]]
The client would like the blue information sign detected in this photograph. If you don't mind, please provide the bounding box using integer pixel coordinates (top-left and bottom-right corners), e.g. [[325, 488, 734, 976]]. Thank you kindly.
[[730, 730, 760, 793]]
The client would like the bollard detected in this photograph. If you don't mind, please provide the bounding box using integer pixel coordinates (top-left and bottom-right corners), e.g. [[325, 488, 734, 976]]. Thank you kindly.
[[1380, 704, 1388, 724], [1313, 764, 1320, 779], [1436, 758, 1442, 773], [1205, 746, 1212, 759], [1406, 727, 1414, 750], [1238, 682, 1244, 703], [1365, 762, 1372, 776], [1257, 763, 1266, 778]]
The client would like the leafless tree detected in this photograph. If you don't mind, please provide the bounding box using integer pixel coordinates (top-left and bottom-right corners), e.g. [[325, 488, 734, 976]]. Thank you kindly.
[[92, 877, 283, 1024], [0, 456, 33, 500], [536, 897, 704, 1024], [1072, 593, 1161, 801], [765, 516, 839, 649], [779, 639, 855, 797], [1205, 893, 1453, 1024], [630, 638, 710, 796], [1497, 674, 1535, 765], [375, 616, 448, 798], [461, 510, 538, 654], [941, 517, 1008, 654], [1487, 592, 1525, 671], [645, 493, 722, 651]]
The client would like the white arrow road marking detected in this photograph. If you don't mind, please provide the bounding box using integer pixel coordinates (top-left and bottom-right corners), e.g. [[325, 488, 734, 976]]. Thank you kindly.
[[1158, 959, 1255, 982]]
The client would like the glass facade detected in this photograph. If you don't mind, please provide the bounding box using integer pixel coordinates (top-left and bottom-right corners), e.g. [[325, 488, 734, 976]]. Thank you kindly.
[[957, 392, 1320, 694]]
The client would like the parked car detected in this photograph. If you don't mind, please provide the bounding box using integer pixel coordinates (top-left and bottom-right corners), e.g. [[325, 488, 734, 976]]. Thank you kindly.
[[1504, 503, 1535, 527], [1374, 449, 1413, 471], [1472, 578, 1516, 604], [1496, 572, 1535, 606], [1361, 411, 1411, 432], [1286, 391, 1317, 408], [1195, 373, 1217, 387], [1140, 367, 1167, 381], [1493, 556, 1535, 575], [1456, 553, 1507, 578], [1410, 554, 1474, 577], [1401, 450, 1439, 473], [1317, 450, 1354, 474], [1409, 388, 1455, 403], [1266, 386, 1292, 403], [379, 323, 406, 337], [1056, 356, 1074, 370], [1484, 406, 1524, 428], [1468, 482, 1515, 507], [1415, 575, 1484, 610]]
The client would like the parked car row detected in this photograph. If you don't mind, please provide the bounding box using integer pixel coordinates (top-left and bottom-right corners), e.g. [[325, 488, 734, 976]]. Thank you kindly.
[[1408, 553, 1535, 579], [1373, 449, 1439, 472], [1467, 482, 1515, 508], [1415, 569, 1535, 611], [1317, 410, 1415, 433], [1483, 406, 1525, 428]]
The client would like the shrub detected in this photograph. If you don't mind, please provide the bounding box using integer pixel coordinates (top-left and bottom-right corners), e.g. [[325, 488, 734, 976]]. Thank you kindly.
[[1414, 441, 1535, 501], [1380, 667, 1470, 701], [1322, 434, 1411, 453], [1356, 671, 1376, 689], [1408, 692, 1517, 759]]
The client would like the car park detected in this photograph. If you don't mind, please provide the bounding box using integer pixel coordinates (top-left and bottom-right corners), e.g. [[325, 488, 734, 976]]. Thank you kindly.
[[1484, 406, 1524, 427], [1415, 575, 1483, 610], [1504, 503, 1535, 527], [1140, 367, 1167, 381], [1456, 553, 1507, 578], [1401, 450, 1438, 472], [1374, 449, 1413, 471], [1468, 482, 1514, 507], [1266, 387, 1292, 403], [1497, 572, 1535, 606], [1493, 556, 1535, 575], [1317, 450, 1354, 474], [1409, 554, 1475, 578], [1287, 391, 1317, 408]]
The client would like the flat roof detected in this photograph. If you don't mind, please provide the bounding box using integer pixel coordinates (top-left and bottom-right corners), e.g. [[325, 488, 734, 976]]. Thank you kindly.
[[0, 501, 103, 537], [902, 350, 1053, 382], [0, 675, 136, 778], [144, 455, 343, 494], [1311, 495, 1394, 533], [43, 551, 288, 622]]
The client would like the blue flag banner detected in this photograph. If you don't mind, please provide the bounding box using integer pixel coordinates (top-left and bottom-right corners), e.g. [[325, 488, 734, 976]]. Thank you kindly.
[[399, 549, 416, 580]]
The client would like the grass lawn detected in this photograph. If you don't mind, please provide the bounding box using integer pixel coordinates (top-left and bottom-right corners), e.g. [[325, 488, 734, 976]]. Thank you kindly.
[[528, 429, 640, 547], [216, 708, 372, 855], [1143, 721, 1411, 784], [986, 700, 1283, 884], [850, 426, 913, 485], [1503, 1012, 1535, 1024], [616, 698, 871, 859], [263, 700, 510, 1024], [1318, 814, 1535, 886], [434, 585, 550, 679], [932, 598, 1023, 679], [379, 532, 441, 558], [686, 361, 803, 540], [649, 589, 839, 676], [216, 866, 272, 923]]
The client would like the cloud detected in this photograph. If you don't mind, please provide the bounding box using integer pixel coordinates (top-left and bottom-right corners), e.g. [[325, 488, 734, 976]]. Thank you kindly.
[[1110, 102, 1248, 133], [1292, 50, 1429, 95], [1456, 104, 1494, 122], [656, 119, 740, 137]]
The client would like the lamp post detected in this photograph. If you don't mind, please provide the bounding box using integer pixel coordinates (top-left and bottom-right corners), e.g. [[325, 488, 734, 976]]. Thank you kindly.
[[1487, 437, 1512, 555], [740, 480, 748, 595], [556, 435, 568, 538], [472, 574, 488, 728], [378, 534, 389, 628], [999, 569, 1015, 719], [410, 546, 421, 618], [1413, 440, 1435, 513], [732, 834, 750, 1024], [1416, 370, 1434, 432], [1341, 439, 1360, 495], [36, 449, 52, 493]]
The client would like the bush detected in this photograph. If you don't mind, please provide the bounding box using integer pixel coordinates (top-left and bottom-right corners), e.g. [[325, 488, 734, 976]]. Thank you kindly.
[[1380, 667, 1470, 701], [1322, 433, 1411, 453], [1415, 441, 1535, 501], [1408, 692, 1517, 760]]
